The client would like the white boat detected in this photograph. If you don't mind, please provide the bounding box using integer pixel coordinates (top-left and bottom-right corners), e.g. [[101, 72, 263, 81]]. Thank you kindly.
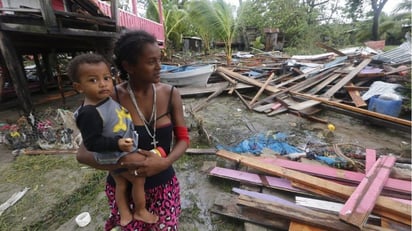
[[160, 64, 215, 87]]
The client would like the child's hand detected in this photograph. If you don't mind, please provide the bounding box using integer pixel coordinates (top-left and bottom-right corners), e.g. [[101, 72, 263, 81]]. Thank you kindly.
[[119, 138, 134, 152]]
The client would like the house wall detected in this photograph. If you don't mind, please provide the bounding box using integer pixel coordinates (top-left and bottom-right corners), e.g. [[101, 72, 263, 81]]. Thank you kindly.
[[0, 0, 65, 11]]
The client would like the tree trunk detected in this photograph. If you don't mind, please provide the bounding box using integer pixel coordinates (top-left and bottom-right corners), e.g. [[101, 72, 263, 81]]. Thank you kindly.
[[371, 10, 380, 40], [371, 0, 388, 41]]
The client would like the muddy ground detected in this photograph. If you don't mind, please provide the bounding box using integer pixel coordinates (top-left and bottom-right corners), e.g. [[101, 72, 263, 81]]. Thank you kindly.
[[0, 90, 410, 231]]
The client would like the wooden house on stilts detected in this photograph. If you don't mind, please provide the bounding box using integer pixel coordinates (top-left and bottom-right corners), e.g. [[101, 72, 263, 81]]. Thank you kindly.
[[0, 0, 165, 115]]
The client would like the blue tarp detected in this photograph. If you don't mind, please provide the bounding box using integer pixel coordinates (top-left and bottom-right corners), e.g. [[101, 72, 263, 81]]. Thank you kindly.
[[216, 132, 302, 155]]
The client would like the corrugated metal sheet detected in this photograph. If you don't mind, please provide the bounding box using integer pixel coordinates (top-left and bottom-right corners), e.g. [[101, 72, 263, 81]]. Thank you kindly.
[[372, 41, 412, 64]]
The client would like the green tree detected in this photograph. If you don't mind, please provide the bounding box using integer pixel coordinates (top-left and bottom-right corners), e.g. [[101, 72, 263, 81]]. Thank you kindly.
[[345, 0, 389, 40], [238, 0, 309, 48], [146, 0, 188, 51], [187, 0, 237, 65]]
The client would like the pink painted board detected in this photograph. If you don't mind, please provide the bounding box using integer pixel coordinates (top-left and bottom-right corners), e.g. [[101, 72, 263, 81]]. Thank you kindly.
[[232, 187, 297, 207], [209, 166, 305, 194], [339, 156, 396, 227], [365, 149, 377, 173], [261, 157, 411, 194]]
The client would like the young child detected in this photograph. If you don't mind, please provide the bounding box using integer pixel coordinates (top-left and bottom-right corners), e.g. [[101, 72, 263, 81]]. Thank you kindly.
[[68, 53, 158, 226]]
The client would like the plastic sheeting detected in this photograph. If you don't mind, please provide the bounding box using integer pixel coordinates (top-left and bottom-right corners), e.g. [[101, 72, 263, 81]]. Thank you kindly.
[[216, 132, 302, 155]]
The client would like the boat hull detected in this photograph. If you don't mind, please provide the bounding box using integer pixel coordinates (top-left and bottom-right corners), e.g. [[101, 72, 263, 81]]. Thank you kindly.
[[160, 64, 215, 87]]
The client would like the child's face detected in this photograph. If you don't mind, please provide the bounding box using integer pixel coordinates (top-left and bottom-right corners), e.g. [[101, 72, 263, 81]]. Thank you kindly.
[[73, 62, 113, 105]]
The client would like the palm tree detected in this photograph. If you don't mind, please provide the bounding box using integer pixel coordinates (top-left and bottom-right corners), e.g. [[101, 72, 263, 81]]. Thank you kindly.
[[146, 0, 188, 51], [187, 0, 237, 65]]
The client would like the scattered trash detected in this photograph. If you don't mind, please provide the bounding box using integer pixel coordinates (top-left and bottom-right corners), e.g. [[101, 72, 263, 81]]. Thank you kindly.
[[75, 212, 91, 227], [0, 187, 30, 216]]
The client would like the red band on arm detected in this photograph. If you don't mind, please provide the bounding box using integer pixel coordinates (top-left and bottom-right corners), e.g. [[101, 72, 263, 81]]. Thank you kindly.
[[174, 126, 190, 146]]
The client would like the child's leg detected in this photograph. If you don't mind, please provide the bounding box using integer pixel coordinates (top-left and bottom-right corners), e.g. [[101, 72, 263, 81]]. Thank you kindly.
[[110, 172, 133, 226], [130, 177, 159, 223]]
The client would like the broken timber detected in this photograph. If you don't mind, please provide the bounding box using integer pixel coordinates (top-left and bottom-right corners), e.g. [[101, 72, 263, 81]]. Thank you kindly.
[[216, 150, 411, 225], [339, 156, 396, 228]]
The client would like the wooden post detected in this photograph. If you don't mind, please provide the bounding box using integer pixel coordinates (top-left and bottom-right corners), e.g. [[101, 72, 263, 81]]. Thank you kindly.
[[34, 54, 47, 93], [0, 32, 33, 115], [39, 0, 58, 29], [111, 0, 119, 30]]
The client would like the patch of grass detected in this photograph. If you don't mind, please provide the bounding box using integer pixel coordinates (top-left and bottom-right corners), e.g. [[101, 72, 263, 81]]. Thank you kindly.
[[0, 154, 107, 231], [27, 171, 107, 230], [1, 155, 78, 185]]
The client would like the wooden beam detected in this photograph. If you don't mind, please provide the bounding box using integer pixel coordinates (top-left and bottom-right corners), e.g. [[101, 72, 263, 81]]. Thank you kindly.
[[111, 0, 119, 28], [238, 194, 394, 231], [192, 82, 229, 112], [258, 156, 411, 195], [365, 149, 377, 173], [211, 192, 290, 230], [346, 82, 367, 107], [291, 91, 412, 127], [39, 0, 58, 29], [322, 59, 371, 98], [0, 32, 33, 115], [249, 72, 275, 107], [209, 167, 308, 194], [216, 67, 280, 93], [339, 156, 396, 228], [216, 150, 411, 224], [238, 194, 357, 231], [316, 42, 346, 56], [289, 222, 327, 231]]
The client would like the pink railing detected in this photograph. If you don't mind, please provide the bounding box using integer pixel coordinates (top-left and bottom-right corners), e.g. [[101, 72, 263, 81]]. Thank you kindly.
[[95, 1, 165, 45]]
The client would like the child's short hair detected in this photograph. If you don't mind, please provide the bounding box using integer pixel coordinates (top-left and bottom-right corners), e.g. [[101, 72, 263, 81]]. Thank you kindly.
[[67, 53, 110, 82]]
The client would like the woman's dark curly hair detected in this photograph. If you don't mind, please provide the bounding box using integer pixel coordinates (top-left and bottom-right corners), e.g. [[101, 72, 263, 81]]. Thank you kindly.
[[113, 30, 157, 80]]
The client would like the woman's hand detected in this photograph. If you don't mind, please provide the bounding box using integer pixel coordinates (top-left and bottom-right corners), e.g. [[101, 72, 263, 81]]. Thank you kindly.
[[120, 149, 170, 177]]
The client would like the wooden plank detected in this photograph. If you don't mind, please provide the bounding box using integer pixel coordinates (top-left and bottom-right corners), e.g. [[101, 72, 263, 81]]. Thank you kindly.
[[381, 217, 411, 231], [237, 194, 358, 231], [39, 0, 58, 28], [339, 156, 396, 228], [214, 71, 237, 85], [346, 82, 367, 107], [216, 67, 280, 93], [211, 192, 290, 230], [365, 149, 377, 173], [185, 148, 217, 154], [259, 156, 411, 195], [295, 196, 343, 213], [216, 150, 411, 224], [177, 81, 253, 96], [244, 222, 273, 231], [289, 222, 326, 231], [253, 103, 277, 112], [249, 72, 275, 106], [236, 189, 391, 231], [307, 73, 341, 95], [192, 82, 229, 112], [316, 42, 346, 56], [291, 91, 412, 127], [0, 32, 33, 115], [209, 167, 308, 194], [322, 58, 371, 98], [252, 67, 337, 108], [288, 100, 320, 111], [234, 89, 253, 110]]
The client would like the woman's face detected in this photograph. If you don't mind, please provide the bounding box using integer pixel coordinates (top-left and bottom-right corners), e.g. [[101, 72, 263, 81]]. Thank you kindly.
[[129, 42, 162, 83]]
